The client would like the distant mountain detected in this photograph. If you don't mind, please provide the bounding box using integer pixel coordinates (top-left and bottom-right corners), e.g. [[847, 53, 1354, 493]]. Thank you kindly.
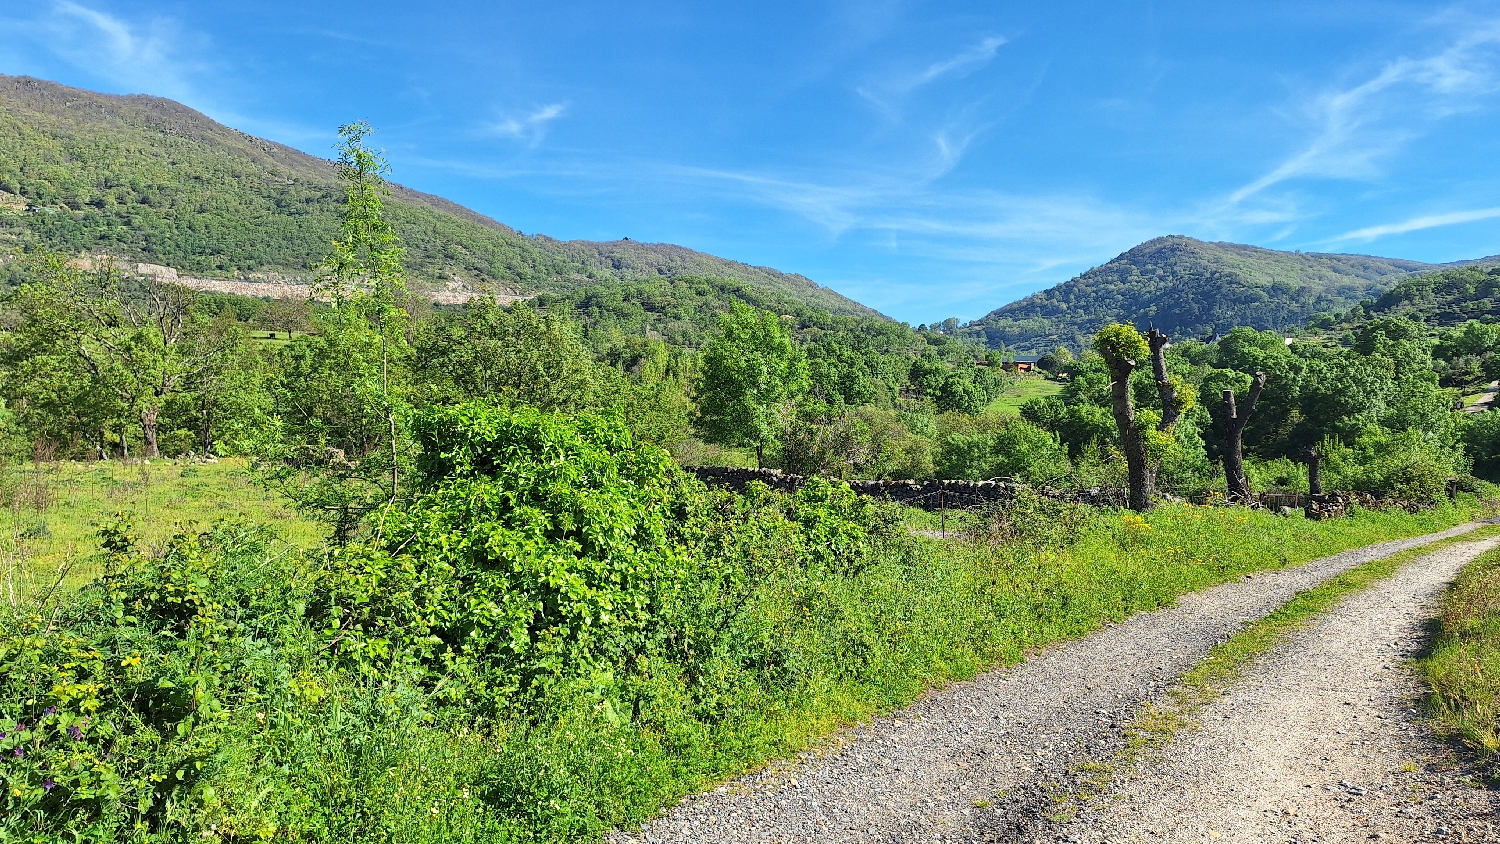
[[1324, 264, 1500, 329], [0, 75, 878, 317], [968, 236, 1449, 352]]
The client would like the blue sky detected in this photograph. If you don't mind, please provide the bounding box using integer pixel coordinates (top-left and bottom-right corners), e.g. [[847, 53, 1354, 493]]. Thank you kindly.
[[3, 1, 1500, 324]]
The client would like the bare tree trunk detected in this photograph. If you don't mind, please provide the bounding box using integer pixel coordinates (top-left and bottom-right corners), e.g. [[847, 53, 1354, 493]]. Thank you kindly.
[[1105, 354, 1154, 511], [141, 406, 160, 459], [1146, 328, 1180, 431], [755, 442, 764, 470], [1222, 372, 1267, 504], [1303, 446, 1323, 495], [200, 395, 214, 455]]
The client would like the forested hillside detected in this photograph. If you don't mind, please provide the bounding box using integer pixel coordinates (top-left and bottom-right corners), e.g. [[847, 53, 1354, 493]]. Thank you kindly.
[[0, 75, 875, 316], [1323, 265, 1500, 329], [969, 236, 1443, 351]]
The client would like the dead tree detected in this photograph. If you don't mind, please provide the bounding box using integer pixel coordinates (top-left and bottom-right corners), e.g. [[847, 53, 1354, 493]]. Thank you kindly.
[[1146, 328, 1180, 431], [1222, 371, 1267, 504], [1301, 445, 1323, 495]]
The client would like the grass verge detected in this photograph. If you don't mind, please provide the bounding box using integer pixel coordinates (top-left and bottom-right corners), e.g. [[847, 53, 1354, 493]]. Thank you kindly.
[[1418, 540, 1500, 775], [985, 374, 1062, 416]]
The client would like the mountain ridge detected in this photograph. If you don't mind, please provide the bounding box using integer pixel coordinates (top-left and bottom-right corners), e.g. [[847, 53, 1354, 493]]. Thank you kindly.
[[0, 74, 878, 317], [967, 235, 1470, 351]]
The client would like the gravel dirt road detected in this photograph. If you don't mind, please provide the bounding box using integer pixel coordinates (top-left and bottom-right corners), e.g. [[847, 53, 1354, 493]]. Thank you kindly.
[[1057, 535, 1500, 844], [610, 523, 1488, 844]]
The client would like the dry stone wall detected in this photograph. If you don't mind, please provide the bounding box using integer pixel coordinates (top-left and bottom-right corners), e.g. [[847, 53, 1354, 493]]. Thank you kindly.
[[687, 467, 1123, 511]]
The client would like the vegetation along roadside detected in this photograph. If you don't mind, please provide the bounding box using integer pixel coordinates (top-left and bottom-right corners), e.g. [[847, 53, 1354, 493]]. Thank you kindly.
[[1419, 539, 1500, 777]]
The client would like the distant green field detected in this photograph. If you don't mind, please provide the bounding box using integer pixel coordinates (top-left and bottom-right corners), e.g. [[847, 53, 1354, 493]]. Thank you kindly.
[[986, 375, 1063, 416], [0, 457, 321, 596]]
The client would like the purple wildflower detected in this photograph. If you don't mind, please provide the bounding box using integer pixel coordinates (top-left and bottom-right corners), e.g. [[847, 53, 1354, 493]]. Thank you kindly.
[[42, 779, 55, 791], [42, 707, 56, 716], [68, 725, 82, 740], [12, 747, 22, 758]]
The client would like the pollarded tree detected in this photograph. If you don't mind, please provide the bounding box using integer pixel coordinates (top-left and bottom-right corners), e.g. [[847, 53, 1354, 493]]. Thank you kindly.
[[1221, 371, 1267, 503], [694, 303, 809, 468], [1146, 328, 1183, 431], [1093, 324, 1154, 511]]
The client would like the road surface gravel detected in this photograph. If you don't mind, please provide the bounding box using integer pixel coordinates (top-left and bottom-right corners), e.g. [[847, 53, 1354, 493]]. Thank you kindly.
[[610, 522, 1488, 844], [1057, 535, 1500, 844]]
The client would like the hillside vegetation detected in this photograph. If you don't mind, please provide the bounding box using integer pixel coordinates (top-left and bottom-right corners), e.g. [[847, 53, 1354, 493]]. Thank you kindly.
[[0, 75, 874, 316], [1322, 265, 1500, 329], [969, 236, 1442, 352]]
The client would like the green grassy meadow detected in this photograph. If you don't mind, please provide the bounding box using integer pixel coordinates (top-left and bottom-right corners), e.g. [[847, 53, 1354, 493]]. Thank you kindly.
[[986, 374, 1062, 416], [0, 458, 322, 597]]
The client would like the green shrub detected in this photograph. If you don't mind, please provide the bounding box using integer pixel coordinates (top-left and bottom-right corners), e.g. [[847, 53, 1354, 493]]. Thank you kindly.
[[936, 415, 1071, 484], [0, 523, 337, 839], [778, 405, 934, 479], [1322, 429, 1470, 501], [1464, 410, 1500, 481], [377, 401, 693, 707]]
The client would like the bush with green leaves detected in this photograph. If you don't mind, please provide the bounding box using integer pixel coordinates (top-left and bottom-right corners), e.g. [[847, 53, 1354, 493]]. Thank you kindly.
[[1321, 429, 1471, 501], [372, 401, 694, 706], [0, 522, 350, 839], [935, 415, 1071, 485], [778, 404, 934, 479], [1465, 411, 1500, 482]]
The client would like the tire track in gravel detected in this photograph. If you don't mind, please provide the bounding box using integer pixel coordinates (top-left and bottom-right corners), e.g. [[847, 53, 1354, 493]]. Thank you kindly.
[[609, 523, 1485, 844], [1054, 535, 1500, 844]]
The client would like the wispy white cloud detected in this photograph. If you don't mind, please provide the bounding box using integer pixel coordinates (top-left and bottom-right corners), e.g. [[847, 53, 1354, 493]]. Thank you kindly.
[[1329, 206, 1500, 242], [1230, 24, 1500, 204], [905, 35, 1008, 91], [0, 1, 208, 104], [857, 34, 1008, 112], [487, 102, 569, 147]]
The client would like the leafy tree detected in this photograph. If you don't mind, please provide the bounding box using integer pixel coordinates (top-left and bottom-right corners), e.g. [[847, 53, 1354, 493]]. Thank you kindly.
[[413, 298, 602, 410], [0, 282, 124, 456], [8, 254, 240, 458], [1433, 321, 1500, 389], [1019, 395, 1115, 461], [1036, 345, 1074, 375], [259, 122, 415, 539], [1462, 410, 1500, 480], [780, 404, 933, 479], [935, 415, 1070, 485], [596, 337, 696, 450], [693, 304, 808, 468], [160, 340, 270, 456]]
